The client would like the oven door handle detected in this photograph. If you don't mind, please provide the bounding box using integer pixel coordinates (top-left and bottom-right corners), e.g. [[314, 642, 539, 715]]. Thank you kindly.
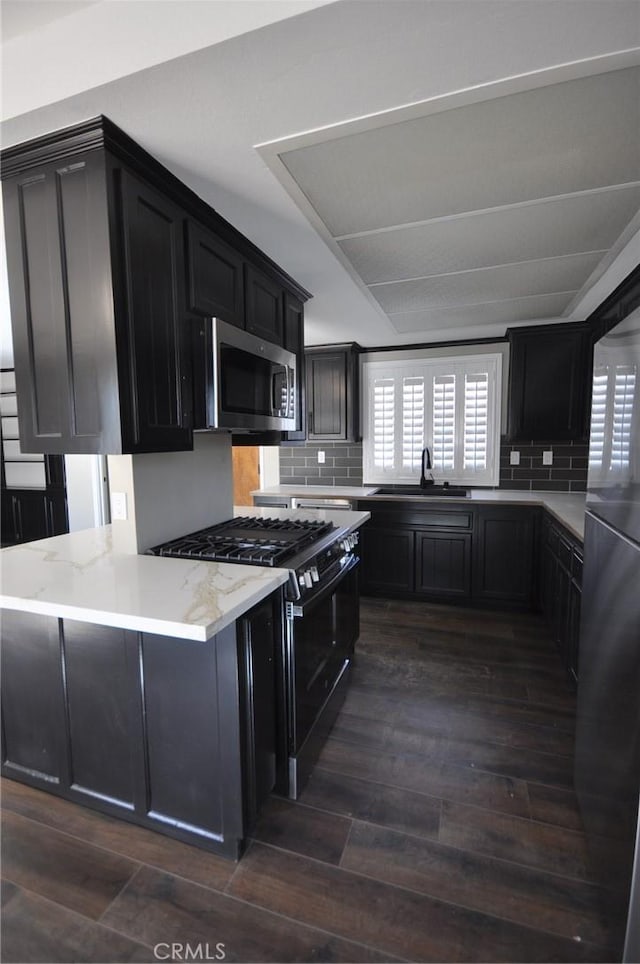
[[288, 553, 359, 618]]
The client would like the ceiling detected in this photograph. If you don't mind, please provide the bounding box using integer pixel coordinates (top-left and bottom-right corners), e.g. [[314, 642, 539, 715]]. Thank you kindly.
[[0, 1, 99, 40], [1, 0, 639, 351], [267, 66, 640, 337]]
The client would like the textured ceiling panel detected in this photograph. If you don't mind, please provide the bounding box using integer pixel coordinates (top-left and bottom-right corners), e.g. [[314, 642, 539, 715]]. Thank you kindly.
[[280, 67, 640, 236], [389, 292, 576, 333], [338, 186, 640, 284], [370, 250, 605, 312]]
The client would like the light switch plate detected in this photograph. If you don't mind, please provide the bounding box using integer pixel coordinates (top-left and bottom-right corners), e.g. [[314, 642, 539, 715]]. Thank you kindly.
[[318, 450, 325, 464], [543, 450, 553, 466], [509, 450, 520, 466], [111, 491, 128, 521]]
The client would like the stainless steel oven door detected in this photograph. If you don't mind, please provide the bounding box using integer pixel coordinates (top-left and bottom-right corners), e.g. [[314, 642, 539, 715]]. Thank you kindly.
[[209, 318, 297, 431], [285, 553, 359, 798]]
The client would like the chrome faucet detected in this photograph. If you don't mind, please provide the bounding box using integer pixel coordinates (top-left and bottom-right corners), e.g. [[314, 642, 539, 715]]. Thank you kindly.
[[420, 446, 435, 488]]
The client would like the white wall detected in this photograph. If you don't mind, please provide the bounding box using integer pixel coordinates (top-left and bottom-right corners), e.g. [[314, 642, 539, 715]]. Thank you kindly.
[[107, 432, 233, 553], [259, 446, 280, 489], [64, 455, 110, 531]]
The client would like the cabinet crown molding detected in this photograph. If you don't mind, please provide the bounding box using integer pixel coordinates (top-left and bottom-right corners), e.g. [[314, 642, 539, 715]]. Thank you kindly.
[[1, 114, 311, 303]]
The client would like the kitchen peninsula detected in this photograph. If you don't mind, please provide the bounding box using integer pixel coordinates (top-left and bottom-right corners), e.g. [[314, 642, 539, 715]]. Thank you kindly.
[[0, 507, 370, 859]]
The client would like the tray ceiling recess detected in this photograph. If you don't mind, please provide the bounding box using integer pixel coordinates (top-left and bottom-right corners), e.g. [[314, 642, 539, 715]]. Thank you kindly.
[[258, 60, 640, 341]]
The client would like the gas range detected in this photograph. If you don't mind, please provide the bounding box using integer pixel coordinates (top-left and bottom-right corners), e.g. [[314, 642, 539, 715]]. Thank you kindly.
[[148, 513, 361, 800], [147, 515, 359, 601]]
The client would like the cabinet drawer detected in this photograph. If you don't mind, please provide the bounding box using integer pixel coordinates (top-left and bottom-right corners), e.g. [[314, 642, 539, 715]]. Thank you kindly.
[[364, 502, 472, 529]]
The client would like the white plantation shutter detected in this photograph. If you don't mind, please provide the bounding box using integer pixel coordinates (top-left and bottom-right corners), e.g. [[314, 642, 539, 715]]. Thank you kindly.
[[373, 377, 395, 470], [590, 364, 637, 476], [402, 377, 425, 470], [464, 373, 488, 472], [611, 367, 636, 469], [432, 375, 455, 470], [363, 354, 501, 485], [588, 370, 608, 470]]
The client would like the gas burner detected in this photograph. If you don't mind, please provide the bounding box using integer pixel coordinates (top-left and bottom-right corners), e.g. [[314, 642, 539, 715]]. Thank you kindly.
[[147, 516, 335, 567]]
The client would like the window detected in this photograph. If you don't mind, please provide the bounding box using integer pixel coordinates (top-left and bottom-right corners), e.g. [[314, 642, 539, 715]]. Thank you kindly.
[[588, 361, 637, 479], [363, 354, 502, 486]]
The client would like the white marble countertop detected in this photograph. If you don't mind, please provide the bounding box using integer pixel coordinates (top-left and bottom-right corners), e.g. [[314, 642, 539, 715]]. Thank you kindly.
[[0, 526, 290, 642], [251, 486, 586, 540]]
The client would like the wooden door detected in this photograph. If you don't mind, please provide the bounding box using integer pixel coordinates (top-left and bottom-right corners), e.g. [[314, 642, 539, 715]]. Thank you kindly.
[[232, 446, 260, 506]]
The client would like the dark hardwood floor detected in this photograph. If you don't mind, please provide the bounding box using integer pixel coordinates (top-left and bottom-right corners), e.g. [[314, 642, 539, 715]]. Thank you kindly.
[[1, 598, 614, 963]]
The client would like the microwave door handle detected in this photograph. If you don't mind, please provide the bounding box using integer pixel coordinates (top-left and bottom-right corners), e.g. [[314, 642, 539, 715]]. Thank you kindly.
[[286, 366, 294, 419], [271, 369, 280, 417]]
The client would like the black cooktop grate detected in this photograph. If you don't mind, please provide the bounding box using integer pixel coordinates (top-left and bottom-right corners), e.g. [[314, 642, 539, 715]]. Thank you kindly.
[[147, 516, 335, 567]]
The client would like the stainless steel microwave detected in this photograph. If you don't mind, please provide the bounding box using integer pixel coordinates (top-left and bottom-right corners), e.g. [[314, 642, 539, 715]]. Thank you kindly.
[[206, 318, 297, 432]]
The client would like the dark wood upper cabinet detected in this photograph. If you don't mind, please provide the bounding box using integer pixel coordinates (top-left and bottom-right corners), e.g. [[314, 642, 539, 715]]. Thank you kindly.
[[1, 116, 310, 455], [245, 264, 284, 345], [3, 152, 122, 454], [506, 322, 591, 442], [186, 219, 245, 326], [306, 344, 360, 442], [118, 171, 192, 452]]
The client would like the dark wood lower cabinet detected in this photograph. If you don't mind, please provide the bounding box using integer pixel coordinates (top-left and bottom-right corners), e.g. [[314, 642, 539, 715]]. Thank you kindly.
[[472, 506, 537, 608], [416, 530, 471, 599], [1, 489, 68, 546], [1, 598, 281, 858], [539, 516, 582, 683], [360, 526, 415, 594], [237, 595, 279, 831], [359, 502, 533, 607]]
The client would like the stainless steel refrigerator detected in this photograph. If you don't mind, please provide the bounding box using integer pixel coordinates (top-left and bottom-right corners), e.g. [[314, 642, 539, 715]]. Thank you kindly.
[[575, 307, 640, 963]]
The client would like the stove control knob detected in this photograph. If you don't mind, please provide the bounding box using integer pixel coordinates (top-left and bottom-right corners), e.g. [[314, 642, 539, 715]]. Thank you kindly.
[[304, 570, 314, 588], [311, 566, 320, 583]]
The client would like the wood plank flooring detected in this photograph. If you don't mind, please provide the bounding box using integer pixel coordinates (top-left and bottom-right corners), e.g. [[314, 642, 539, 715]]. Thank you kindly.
[[1, 598, 614, 963]]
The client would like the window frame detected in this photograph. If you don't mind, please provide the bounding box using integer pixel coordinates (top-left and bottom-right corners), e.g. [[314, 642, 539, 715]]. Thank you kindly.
[[362, 352, 502, 486]]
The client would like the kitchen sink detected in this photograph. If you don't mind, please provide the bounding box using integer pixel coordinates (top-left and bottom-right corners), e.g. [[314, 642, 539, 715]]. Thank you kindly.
[[373, 485, 469, 497]]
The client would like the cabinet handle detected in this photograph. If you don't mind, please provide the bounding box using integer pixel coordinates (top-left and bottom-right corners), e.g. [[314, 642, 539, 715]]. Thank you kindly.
[[12, 496, 22, 542], [46, 498, 55, 535]]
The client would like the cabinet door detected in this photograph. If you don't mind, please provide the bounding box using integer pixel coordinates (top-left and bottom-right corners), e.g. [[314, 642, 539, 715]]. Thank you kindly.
[[568, 579, 581, 684], [473, 507, 536, 606], [416, 531, 471, 600], [245, 264, 284, 345], [3, 154, 121, 454], [186, 220, 245, 326], [238, 597, 278, 829], [360, 526, 415, 595], [45, 491, 69, 537], [307, 351, 348, 440], [1, 611, 67, 782], [119, 172, 192, 452], [507, 325, 590, 441], [8, 491, 48, 544], [283, 293, 305, 440]]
